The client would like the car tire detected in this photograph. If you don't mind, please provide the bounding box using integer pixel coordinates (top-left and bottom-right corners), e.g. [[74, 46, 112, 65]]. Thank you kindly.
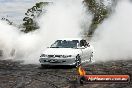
[[75, 54, 81, 67], [78, 76, 86, 84]]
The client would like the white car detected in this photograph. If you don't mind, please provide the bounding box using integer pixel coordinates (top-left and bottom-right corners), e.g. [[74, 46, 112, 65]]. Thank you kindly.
[[39, 38, 94, 67]]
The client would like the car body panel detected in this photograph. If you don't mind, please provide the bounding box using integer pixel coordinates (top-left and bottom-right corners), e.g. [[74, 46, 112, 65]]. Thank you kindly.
[[42, 48, 82, 56], [39, 38, 94, 66], [39, 57, 76, 66]]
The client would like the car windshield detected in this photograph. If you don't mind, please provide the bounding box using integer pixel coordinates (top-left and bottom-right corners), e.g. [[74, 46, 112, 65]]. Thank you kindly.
[[50, 40, 79, 48]]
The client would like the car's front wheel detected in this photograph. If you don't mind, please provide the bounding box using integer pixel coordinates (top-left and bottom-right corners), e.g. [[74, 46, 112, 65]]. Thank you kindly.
[[75, 54, 81, 67]]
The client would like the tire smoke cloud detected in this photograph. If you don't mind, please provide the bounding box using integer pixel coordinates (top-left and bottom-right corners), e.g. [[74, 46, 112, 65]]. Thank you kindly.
[[0, 0, 92, 64], [92, 0, 132, 62]]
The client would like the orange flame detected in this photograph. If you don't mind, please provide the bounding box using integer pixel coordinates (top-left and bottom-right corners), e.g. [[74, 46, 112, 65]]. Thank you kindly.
[[78, 66, 86, 76]]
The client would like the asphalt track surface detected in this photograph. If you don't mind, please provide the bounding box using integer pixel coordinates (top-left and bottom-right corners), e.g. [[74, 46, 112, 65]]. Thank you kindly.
[[0, 59, 132, 88]]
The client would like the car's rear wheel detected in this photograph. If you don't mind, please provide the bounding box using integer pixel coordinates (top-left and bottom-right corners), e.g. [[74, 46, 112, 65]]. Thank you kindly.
[[75, 54, 81, 67]]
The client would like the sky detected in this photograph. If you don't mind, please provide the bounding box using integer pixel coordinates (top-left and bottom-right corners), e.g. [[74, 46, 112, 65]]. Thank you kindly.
[[0, 0, 112, 25], [0, 0, 46, 25]]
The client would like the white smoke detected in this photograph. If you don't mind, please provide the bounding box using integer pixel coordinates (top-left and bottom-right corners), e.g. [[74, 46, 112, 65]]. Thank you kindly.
[[0, 21, 19, 59], [0, 0, 92, 64], [92, 0, 132, 61], [0, 21, 42, 63], [38, 0, 92, 44]]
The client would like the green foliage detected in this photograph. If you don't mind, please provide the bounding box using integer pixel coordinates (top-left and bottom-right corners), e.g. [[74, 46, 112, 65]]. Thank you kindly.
[[84, 0, 109, 36], [22, 0, 110, 35], [1, 17, 13, 25], [22, 2, 49, 33]]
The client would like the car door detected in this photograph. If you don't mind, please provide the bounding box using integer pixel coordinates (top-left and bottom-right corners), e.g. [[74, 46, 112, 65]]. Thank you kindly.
[[81, 48, 87, 62], [84, 46, 92, 60], [80, 40, 91, 62]]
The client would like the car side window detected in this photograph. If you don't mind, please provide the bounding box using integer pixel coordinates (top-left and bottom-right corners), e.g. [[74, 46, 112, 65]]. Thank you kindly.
[[80, 40, 88, 47]]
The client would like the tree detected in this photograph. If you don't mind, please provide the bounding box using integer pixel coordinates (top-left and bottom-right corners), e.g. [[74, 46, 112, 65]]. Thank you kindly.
[[83, 0, 116, 36], [1, 17, 13, 25], [22, 2, 49, 33]]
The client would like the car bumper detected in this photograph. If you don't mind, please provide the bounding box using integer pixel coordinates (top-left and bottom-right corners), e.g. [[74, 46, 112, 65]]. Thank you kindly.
[[39, 57, 76, 66]]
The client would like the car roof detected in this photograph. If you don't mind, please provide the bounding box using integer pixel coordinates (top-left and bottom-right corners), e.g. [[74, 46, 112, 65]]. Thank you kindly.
[[57, 38, 83, 41]]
